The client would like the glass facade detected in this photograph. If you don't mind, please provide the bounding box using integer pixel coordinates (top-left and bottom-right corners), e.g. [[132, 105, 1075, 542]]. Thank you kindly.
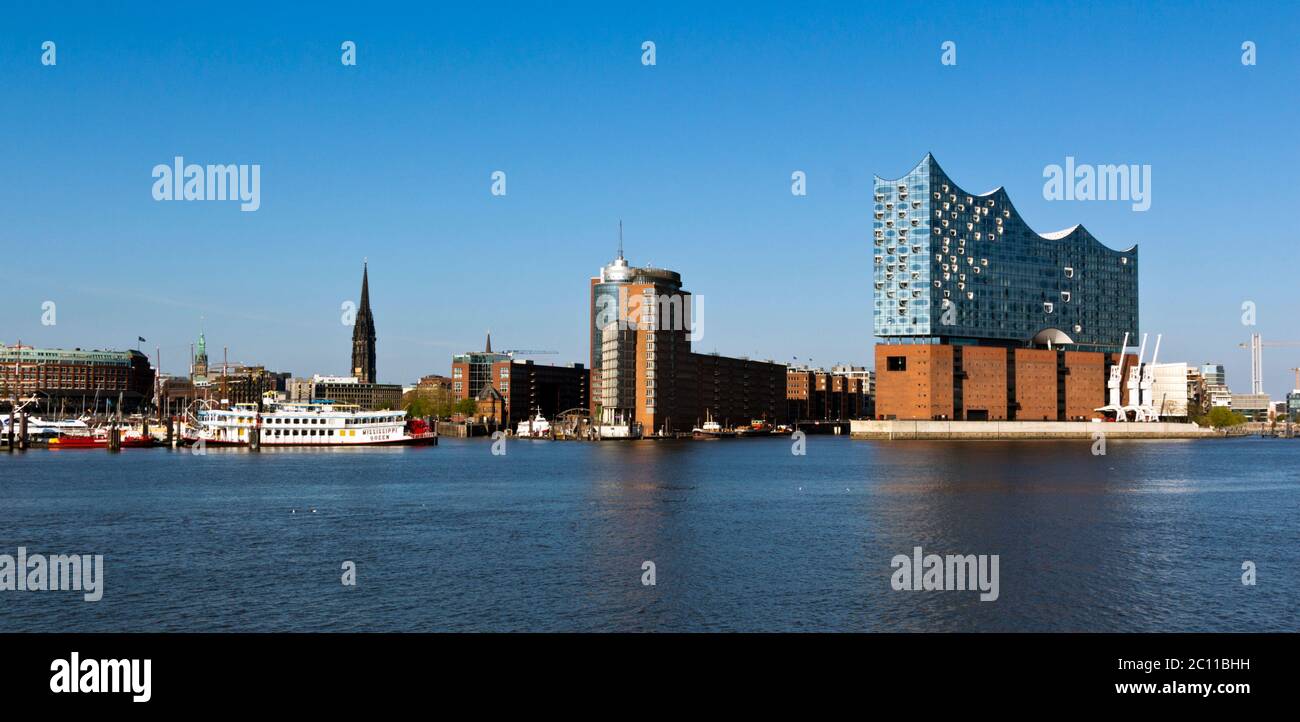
[[873, 155, 1138, 351], [452, 350, 509, 398]]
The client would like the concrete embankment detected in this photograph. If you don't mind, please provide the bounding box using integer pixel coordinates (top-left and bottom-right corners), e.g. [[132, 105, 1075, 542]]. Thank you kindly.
[[850, 420, 1220, 440]]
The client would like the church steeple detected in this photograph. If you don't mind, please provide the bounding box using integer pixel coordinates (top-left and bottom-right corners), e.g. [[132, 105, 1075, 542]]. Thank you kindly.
[[485, 330, 492, 353], [351, 262, 377, 383]]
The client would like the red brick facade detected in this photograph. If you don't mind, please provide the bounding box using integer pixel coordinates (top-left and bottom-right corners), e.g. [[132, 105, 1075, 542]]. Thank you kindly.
[[875, 343, 1118, 422]]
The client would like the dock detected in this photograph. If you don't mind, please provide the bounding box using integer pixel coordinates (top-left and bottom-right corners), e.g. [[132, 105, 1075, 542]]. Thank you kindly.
[[850, 419, 1220, 440]]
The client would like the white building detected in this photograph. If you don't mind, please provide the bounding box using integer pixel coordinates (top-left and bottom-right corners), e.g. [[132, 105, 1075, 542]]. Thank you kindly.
[[1150, 362, 1191, 419]]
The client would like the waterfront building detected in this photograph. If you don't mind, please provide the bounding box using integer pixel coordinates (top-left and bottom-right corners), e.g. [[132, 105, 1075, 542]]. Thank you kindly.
[[588, 250, 787, 433], [451, 333, 510, 400], [450, 338, 589, 426], [872, 155, 1139, 420], [1200, 363, 1226, 387], [1185, 366, 1208, 416], [1230, 393, 1271, 422], [1149, 362, 1191, 419], [0, 343, 155, 414], [416, 374, 454, 391], [182, 364, 292, 407], [351, 263, 378, 384], [787, 365, 873, 421], [289, 374, 402, 410], [1287, 390, 1300, 421], [1201, 363, 1232, 408], [463, 357, 589, 427]]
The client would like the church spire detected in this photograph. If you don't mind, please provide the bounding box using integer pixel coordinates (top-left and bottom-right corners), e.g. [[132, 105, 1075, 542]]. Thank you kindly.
[[485, 330, 492, 353], [351, 261, 377, 383], [360, 260, 370, 310]]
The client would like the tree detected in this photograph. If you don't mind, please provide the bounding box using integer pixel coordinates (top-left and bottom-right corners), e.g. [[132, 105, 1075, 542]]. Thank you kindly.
[[1206, 406, 1246, 429], [454, 398, 478, 417], [403, 393, 436, 418], [403, 387, 457, 419]]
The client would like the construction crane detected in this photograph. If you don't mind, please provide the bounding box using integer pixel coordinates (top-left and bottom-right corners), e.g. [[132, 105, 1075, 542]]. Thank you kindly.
[[1290, 367, 1300, 392], [1237, 333, 1300, 394], [501, 349, 558, 357]]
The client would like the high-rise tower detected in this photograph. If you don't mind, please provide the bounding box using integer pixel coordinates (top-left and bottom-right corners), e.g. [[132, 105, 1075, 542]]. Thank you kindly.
[[351, 263, 377, 383]]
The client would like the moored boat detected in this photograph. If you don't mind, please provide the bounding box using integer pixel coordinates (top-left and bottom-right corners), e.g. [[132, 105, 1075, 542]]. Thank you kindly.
[[515, 411, 552, 439], [189, 396, 437, 447], [692, 410, 736, 439]]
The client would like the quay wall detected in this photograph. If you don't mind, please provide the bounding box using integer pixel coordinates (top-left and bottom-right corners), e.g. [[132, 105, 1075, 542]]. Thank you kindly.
[[850, 420, 1219, 440]]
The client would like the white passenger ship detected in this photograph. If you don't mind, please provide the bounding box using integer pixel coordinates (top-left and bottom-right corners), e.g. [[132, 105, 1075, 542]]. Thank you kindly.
[[191, 397, 436, 447]]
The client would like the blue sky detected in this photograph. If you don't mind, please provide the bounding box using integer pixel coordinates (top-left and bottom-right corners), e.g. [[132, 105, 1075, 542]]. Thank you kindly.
[[2, 1, 1298, 394]]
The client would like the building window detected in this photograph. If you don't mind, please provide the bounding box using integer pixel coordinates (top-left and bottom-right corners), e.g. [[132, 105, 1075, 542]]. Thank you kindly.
[[887, 356, 907, 372]]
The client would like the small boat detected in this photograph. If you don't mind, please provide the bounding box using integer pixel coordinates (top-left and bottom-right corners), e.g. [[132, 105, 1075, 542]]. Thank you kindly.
[[692, 410, 736, 439], [47, 433, 106, 449], [46, 427, 156, 449], [1, 416, 91, 441], [515, 411, 552, 439]]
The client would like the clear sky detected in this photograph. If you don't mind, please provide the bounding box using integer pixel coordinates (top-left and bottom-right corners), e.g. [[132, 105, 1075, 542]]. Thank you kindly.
[[3, 2, 1298, 395]]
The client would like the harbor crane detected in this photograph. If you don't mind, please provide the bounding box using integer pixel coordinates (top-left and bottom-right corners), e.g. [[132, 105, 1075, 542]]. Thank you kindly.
[[1237, 334, 1300, 395]]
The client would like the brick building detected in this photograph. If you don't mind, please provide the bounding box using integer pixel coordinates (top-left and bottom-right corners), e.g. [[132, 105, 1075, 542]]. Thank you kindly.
[[787, 366, 873, 421], [589, 250, 787, 434], [0, 343, 155, 414], [450, 336, 589, 426]]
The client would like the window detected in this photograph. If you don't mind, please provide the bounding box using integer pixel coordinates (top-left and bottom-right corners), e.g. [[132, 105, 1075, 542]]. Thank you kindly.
[[887, 356, 907, 372]]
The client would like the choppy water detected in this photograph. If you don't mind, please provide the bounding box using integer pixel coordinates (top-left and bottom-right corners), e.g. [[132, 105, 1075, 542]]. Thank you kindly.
[[1, 436, 1296, 631]]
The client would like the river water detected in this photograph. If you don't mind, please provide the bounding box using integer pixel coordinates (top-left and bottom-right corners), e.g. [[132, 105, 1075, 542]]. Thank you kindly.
[[1, 436, 1295, 631]]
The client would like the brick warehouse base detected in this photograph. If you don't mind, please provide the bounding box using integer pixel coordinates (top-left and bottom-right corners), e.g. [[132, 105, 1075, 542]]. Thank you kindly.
[[874, 344, 1138, 422]]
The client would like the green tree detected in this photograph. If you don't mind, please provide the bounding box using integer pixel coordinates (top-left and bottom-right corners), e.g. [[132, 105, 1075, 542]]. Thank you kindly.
[[403, 393, 435, 418], [1206, 406, 1246, 428], [454, 398, 478, 417]]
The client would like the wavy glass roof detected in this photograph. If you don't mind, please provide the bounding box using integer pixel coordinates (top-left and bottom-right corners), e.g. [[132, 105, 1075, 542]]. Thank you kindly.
[[872, 154, 1137, 349]]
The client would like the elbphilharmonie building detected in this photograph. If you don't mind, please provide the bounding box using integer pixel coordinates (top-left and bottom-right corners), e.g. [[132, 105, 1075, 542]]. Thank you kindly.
[[873, 153, 1137, 349], [871, 155, 1141, 421]]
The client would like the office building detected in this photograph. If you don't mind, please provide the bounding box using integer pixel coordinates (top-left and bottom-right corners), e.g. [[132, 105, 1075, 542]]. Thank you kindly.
[[1230, 393, 1271, 422], [465, 358, 589, 427], [0, 343, 155, 414], [451, 334, 511, 400], [289, 375, 402, 410], [589, 250, 787, 433]]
